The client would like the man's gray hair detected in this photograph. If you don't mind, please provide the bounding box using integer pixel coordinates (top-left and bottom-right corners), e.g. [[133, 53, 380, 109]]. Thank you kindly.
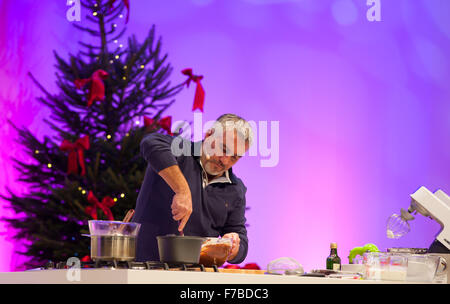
[[212, 113, 254, 146]]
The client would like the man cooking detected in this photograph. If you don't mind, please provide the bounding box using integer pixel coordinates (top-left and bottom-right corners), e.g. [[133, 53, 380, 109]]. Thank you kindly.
[[132, 113, 253, 264]]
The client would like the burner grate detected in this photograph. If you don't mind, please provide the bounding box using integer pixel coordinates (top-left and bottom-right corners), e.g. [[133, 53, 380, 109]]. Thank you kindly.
[[43, 260, 219, 272], [166, 262, 206, 271]]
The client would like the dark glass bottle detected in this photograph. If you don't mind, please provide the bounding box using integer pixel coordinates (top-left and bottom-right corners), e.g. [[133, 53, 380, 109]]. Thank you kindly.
[[326, 242, 341, 271]]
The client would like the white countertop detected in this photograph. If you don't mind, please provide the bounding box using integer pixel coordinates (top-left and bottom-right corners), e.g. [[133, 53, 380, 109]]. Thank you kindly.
[[0, 269, 430, 284]]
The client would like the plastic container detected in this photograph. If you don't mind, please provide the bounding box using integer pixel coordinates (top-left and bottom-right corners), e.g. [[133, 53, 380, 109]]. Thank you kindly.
[[363, 252, 408, 281], [88, 220, 141, 236], [199, 237, 232, 267], [406, 254, 446, 282]]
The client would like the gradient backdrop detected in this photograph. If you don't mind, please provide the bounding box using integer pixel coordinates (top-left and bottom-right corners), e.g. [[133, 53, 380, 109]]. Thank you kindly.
[[0, 0, 449, 272]]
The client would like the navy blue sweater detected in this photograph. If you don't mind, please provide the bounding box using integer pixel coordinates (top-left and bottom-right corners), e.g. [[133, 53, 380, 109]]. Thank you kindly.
[[132, 133, 248, 264]]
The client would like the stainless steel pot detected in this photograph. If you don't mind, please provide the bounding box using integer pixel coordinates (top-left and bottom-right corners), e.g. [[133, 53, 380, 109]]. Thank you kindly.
[[86, 220, 141, 261], [90, 235, 137, 261]]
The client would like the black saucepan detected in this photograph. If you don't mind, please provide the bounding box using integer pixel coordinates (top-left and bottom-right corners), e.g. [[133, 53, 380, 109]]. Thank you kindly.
[[157, 235, 206, 264]]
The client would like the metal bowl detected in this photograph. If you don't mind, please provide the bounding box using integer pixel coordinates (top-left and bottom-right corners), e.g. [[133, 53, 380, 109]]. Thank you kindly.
[[90, 235, 137, 261], [387, 247, 428, 254]]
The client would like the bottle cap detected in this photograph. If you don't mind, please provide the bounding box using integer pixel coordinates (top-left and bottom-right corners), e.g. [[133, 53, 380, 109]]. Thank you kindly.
[[330, 242, 337, 249]]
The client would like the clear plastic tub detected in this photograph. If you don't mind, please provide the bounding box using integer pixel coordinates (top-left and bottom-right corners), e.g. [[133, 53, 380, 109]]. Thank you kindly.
[[363, 252, 407, 281], [406, 254, 445, 282], [88, 220, 141, 236]]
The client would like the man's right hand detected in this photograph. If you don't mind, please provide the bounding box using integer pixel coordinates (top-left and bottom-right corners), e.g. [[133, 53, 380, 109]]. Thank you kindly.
[[171, 191, 192, 232], [158, 165, 193, 233]]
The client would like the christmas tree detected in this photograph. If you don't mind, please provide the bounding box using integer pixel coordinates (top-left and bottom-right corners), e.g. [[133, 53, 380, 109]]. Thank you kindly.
[[1, 0, 190, 269]]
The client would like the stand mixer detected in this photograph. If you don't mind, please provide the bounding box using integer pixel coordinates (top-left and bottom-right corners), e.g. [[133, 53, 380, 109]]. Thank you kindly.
[[386, 186, 450, 253]]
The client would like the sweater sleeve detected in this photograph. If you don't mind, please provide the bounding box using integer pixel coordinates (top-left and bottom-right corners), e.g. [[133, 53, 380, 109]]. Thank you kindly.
[[222, 188, 249, 264], [140, 133, 179, 173]]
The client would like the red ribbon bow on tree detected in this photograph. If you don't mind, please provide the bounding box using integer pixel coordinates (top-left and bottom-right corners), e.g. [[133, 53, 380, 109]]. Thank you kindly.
[[144, 116, 173, 136], [182, 68, 205, 112], [108, 0, 130, 23], [81, 255, 91, 263], [74, 69, 109, 107], [85, 191, 115, 221], [59, 135, 90, 176]]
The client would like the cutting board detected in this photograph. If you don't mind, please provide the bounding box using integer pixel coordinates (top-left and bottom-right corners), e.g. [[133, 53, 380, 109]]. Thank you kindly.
[[204, 267, 266, 274]]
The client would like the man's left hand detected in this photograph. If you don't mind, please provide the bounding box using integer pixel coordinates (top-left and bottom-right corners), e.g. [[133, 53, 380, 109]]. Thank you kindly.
[[223, 232, 240, 261]]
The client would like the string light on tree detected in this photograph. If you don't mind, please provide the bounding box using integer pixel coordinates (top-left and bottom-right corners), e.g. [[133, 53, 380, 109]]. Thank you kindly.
[[47, 163, 52, 168]]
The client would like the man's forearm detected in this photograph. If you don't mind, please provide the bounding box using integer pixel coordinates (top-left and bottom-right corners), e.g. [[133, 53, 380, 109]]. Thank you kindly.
[[158, 165, 191, 195], [159, 165, 193, 231]]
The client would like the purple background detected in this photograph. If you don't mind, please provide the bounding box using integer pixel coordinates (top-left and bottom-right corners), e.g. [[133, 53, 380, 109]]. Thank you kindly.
[[1, 0, 449, 272]]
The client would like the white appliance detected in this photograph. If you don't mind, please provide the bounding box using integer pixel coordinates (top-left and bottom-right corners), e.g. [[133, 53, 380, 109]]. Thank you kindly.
[[387, 186, 450, 253]]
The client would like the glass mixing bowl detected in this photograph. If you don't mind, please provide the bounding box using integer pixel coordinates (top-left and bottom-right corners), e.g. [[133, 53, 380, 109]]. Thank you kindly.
[[199, 237, 232, 267]]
